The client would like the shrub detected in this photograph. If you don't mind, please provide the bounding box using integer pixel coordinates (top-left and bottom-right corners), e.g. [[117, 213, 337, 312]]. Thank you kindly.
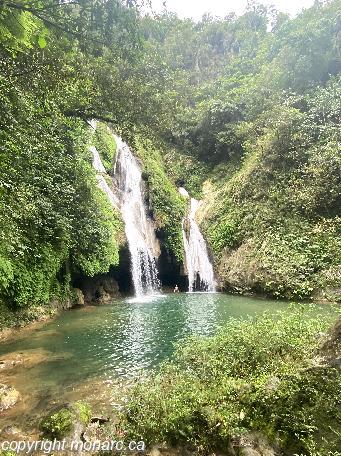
[[40, 408, 74, 440], [122, 308, 340, 454], [93, 122, 117, 172]]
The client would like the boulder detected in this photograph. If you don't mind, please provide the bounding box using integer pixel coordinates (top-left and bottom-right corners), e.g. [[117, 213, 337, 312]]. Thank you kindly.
[[239, 449, 262, 456], [237, 433, 277, 456], [74, 288, 85, 306], [317, 317, 341, 366], [79, 275, 119, 304], [0, 383, 20, 411]]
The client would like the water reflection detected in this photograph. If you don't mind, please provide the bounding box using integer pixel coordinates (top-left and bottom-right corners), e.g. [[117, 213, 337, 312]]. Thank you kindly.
[[182, 292, 219, 335]]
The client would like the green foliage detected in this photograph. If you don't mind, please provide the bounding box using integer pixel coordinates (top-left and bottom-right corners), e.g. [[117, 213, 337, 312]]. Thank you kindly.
[[0, 75, 123, 311], [0, 7, 43, 54], [201, 77, 341, 299], [74, 401, 92, 425], [40, 402, 91, 440], [208, 218, 241, 253], [40, 408, 74, 440], [122, 309, 340, 454], [163, 147, 209, 198], [70, 171, 123, 277], [92, 122, 117, 172], [134, 135, 186, 261]]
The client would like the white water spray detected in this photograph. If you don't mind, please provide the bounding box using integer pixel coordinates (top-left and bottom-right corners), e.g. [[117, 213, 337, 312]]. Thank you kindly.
[[114, 135, 160, 297], [182, 197, 216, 292]]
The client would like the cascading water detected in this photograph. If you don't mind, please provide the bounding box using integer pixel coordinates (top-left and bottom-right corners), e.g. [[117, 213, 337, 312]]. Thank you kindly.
[[90, 145, 119, 209], [182, 196, 216, 292], [89, 121, 160, 297], [113, 135, 161, 297]]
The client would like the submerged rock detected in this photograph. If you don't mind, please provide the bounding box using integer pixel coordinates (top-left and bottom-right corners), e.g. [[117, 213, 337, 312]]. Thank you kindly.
[[0, 384, 20, 411]]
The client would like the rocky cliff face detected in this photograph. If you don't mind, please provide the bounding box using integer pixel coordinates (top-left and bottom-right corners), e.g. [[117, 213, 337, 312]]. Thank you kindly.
[[74, 275, 120, 305]]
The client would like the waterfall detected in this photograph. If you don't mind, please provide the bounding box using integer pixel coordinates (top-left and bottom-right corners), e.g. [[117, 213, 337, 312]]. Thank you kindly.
[[113, 135, 161, 297], [182, 197, 216, 292], [90, 145, 119, 209], [91, 145, 106, 173]]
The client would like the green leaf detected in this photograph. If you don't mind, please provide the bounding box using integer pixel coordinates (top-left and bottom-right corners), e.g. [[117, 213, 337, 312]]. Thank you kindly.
[[38, 35, 47, 48]]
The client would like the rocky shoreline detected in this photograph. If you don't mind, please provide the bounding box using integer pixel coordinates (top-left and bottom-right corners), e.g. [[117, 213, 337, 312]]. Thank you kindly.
[[0, 275, 121, 342]]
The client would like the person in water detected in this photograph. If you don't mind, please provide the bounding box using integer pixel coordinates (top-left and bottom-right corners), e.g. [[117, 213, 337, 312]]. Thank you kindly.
[[173, 285, 179, 293]]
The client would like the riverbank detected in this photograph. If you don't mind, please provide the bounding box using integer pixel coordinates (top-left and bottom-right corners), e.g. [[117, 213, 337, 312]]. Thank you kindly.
[[0, 274, 123, 341], [0, 294, 338, 443], [0, 301, 72, 342]]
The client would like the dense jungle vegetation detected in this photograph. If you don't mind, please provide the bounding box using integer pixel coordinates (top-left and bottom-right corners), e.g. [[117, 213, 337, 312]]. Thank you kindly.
[[148, 0, 341, 301], [0, 1, 340, 455], [1, 0, 340, 324]]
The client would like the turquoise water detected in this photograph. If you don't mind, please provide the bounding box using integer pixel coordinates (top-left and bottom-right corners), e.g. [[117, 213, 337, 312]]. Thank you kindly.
[[0, 293, 333, 433]]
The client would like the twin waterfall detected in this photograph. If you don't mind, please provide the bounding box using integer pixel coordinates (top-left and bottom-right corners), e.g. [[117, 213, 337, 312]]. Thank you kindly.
[[182, 196, 216, 292], [91, 123, 215, 296]]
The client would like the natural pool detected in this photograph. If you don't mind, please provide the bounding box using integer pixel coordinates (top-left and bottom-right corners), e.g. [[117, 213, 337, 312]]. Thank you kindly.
[[0, 293, 334, 436]]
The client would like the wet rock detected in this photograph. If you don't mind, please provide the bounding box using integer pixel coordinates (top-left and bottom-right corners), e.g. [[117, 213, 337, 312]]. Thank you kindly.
[[0, 355, 23, 369], [79, 275, 120, 304], [74, 288, 85, 306], [90, 416, 109, 425], [0, 349, 70, 373], [0, 384, 20, 411]]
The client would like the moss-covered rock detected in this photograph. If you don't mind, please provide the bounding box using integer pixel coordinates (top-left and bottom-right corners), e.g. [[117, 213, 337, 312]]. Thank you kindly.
[[40, 407, 73, 440], [74, 400, 92, 425], [134, 136, 187, 261], [40, 401, 92, 440]]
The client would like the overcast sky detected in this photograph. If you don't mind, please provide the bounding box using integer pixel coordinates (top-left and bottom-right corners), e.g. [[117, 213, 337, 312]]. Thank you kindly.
[[150, 0, 315, 20]]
